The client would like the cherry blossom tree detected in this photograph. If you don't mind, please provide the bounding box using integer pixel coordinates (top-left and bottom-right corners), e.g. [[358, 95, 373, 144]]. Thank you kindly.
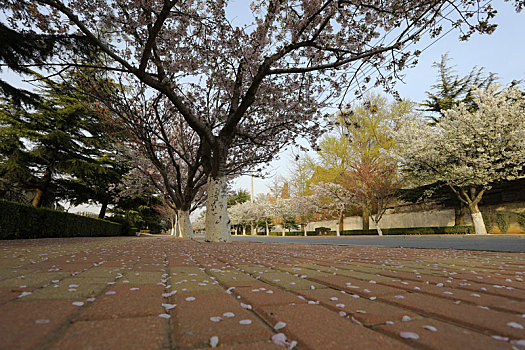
[[96, 85, 207, 238], [391, 85, 525, 234], [290, 195, 317, 236], [310, 182, 353, 236], [4, 0, 515, 242]]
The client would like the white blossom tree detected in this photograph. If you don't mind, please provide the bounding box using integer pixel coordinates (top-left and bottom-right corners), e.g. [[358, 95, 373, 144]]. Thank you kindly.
[[310, 182, 353, 236], [391, 85, 525, 234], [290, 195, 317, 236], [4, 0, 511, 242]]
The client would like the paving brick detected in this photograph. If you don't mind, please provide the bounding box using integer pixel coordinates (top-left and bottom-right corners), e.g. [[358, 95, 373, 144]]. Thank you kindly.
[[380, 292, 525, 340], [51, 316, 168, 350], [380, 279, 515, 306], [256, 303, 411, 350], [0, 300, 78, 349], [297, 288, 419, 326], [24, 281, 107, 300], [310, 274, 408, 298], [233, 285, 307, 308], [76, 284, 164, 320], [170, 292, 273, 348], [256, 272, 327, 291], [374, 317, 513, 349]]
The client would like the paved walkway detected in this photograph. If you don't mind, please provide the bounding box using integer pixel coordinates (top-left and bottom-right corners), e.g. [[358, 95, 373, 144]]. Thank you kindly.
[[0, 237, 524, 349], [231, 235, 525, 252]]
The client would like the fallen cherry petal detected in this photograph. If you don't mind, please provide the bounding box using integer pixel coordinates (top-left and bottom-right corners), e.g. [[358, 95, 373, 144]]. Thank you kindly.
[[506, 321, 523, 329], [329, 297, 338, 301], [491, 335, 509, 341], [223, 312, 235, 318], [422, 325, 438, 332], [240, 303, 252, 310], [271, 333, 288, 347], [210, 336, 219, 348], [86, 297, 96, 302], [400, 332, 419, 340], [185, 297, 196, 301], [239, 319, 252, 325], [210, 316, 223, 322], [402, 315, 411, 322], [35, 319, 50, 324], [72, 301, 84, 306], [105, 291, 116, 295], [158, 313, 171, 319], [162, 303, 176, 311], [18, 291, 32, 298], [274, 321, 287, 330], [130, 287, 140, 291]]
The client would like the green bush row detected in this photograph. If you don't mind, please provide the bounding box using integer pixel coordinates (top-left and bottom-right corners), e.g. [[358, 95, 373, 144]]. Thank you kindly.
[[0, 199, 123, 240], [340, 226, 474, 236]]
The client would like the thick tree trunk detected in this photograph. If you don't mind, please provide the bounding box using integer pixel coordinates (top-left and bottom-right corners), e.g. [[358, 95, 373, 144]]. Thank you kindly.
[[177, 210, 193, 238], [251, 224, 256, 235], [242, 225, 246, 235], [281, 222, 285, 236], [32, 188, 45, 208], [265, 221, 269, 236], [362, 205, 370, 230], [205, 176, 231, 242], [303, 224, 307, 237], [98, 200, 108, 219], [32, 167, 53, 208], [470, 204, 487, 235], [454, 202, 467, 226], [338, 210, 344, 235]]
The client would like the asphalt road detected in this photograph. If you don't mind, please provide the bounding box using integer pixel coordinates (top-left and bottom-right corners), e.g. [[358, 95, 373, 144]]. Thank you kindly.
[[230, 235, 525, 252]]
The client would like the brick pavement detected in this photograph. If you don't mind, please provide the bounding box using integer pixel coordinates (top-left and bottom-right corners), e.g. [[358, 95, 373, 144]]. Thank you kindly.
[[0, 236, 524, 349]]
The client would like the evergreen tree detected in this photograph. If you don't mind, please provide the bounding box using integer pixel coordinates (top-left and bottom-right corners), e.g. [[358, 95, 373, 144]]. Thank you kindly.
[[0, 71, 124, 210], [422, 54, 498, 122]]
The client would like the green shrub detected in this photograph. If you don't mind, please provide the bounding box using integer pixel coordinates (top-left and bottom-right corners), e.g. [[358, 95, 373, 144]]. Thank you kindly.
[[495, 213, 510, 233], [517, 212, 525, 232], [315, 227, 331, 235], [482, 209, 496, 232], [340, 226, 474, 236], [0, 199, 122, 240]]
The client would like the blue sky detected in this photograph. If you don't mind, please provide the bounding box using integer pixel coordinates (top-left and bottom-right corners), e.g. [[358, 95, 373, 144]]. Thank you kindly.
[[232, 2, 525, 197]]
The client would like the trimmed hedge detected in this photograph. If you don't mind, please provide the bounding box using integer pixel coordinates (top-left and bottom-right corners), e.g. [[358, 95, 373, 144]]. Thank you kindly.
[[340, 225, 474, 236], [0, 199, 123, 240]]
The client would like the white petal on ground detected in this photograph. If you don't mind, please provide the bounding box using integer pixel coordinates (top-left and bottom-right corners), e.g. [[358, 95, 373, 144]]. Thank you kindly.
[[185, 296, 196, 301], [162, 303, 176, 311], [210, 336, 219, 348], [210, 316, 223, 322], [422, 325, 438, 332], [105, 291, 116, 295], [223, 312, 235, 318], [336, 304, 345, 308], [130, 287, 140, 291], [271, 333, 288, 347], [506, 322, 524, 329], [239, 319, 252, 325], [72, 301, 84, 306], [86, 297, 96, 302], [395, 295, 405, 299], [240, 303, 252, 310], [35, 319, 50, 324], [274, 321, 287, 330], [339, 311, 347, 317], [329, 297, 338, 301], [402, 316, 411, 322], [399, 332, 420, 340], [158, 313, 171, 319], [491, 335, 509, 341], [18, 291, 32, 298]]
